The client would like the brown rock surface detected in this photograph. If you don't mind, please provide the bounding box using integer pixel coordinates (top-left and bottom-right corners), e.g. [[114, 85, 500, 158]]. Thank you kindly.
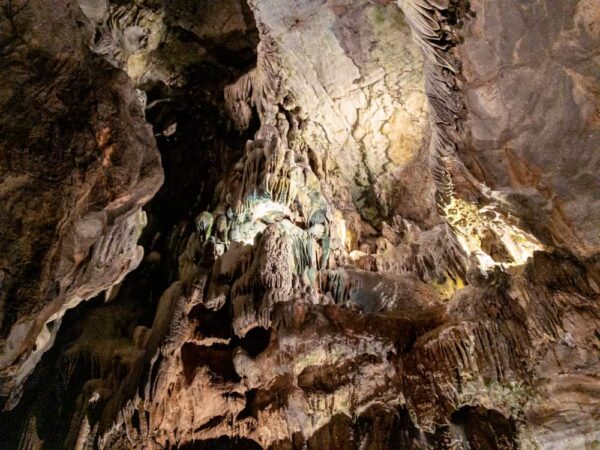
[[0, 0, 599, 449], [0, 0, 163, 408], [458, 0, 600, 258]]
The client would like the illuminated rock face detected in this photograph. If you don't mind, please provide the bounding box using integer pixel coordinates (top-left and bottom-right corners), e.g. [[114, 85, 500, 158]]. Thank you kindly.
[[1, 1, 599, 449], [458, 0, 600, 258]]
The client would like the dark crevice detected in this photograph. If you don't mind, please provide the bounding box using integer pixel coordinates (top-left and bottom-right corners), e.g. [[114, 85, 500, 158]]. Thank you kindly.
[[238, 326, 271, 357], [237, 374, 293, 421], [181, 343, 240, 384], [451, 406, 518, 450], [174, 437, 262, 450]]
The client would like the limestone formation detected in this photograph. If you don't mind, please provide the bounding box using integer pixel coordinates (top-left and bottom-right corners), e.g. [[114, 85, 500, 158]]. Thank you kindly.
[[0, 0, 599, 449]]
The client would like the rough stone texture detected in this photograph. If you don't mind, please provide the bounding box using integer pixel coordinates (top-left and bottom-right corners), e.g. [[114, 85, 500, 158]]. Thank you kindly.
[[249, 0, 435, 228], [458, 0, 600, 258], [0, 0, 599, 449], [0, 0, 163, 408]]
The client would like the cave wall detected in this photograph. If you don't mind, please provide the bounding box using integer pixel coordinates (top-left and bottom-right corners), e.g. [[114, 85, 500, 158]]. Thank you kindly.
[[0, 0, 599, 449], [0, 0, 163, 409], [458, 0, 600, 257]]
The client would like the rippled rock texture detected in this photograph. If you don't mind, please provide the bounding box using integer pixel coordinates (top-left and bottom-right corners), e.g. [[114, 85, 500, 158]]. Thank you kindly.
[[0, 0, 163, 409], [0, 0, 599, 449]]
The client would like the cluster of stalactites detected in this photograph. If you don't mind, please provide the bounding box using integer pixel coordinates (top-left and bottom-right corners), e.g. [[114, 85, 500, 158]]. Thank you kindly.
[[373, 218, 466, 287], [192, 55, 347, 337], [193, 108, 328, 250], [396, 0, 456, 72], [192, 120, 350, 335], [224, 40, 283, 132], [201, 219, 336, 338], [395, 0, 462, 210]]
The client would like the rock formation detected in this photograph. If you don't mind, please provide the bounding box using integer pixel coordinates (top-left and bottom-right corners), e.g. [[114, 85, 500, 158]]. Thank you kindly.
[[0, 0, 164, 410], [0, 0, 599, 449]]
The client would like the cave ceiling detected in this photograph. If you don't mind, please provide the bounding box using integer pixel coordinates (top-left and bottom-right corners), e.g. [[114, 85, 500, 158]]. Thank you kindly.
[[0, 0, 599, 449]]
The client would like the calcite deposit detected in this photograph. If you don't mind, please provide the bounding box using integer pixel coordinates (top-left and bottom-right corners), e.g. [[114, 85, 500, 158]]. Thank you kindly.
[[0, 0, 599, 449]]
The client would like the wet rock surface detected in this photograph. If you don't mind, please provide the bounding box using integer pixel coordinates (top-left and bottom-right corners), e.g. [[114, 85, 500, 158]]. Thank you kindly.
[[0, 0, 599, 449]]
